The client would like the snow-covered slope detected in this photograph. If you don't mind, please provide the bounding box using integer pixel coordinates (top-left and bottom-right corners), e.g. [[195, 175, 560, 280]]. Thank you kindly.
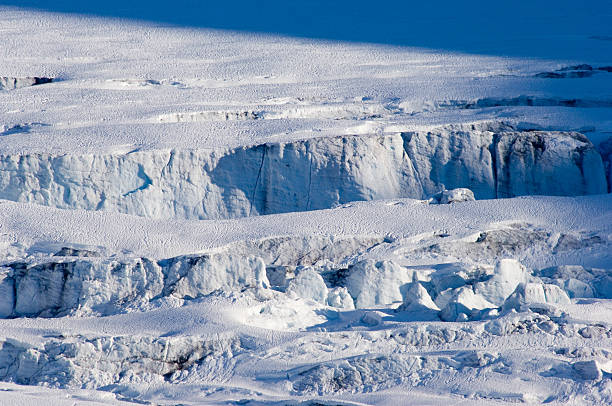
[[1, 4, 611, 406]]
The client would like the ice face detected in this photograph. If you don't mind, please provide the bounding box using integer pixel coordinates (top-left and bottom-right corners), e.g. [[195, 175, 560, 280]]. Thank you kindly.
[[473, 259, 529, 306], [0, 126, 606, 220], [0, 253, 269, 318], [502, 282, 572, 313]]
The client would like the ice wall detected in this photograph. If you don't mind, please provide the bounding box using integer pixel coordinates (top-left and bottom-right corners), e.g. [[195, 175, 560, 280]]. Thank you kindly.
[[0, 126, 606, 220], [0, 253, 268, 318]]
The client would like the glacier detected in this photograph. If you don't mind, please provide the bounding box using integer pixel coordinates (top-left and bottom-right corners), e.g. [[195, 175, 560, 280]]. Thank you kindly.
[[1, 4, 612, 406], [0, 195, 611, 404]]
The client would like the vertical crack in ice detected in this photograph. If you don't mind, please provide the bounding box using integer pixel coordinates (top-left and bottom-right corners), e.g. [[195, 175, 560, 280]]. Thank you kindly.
[[11, 273, 17, 317], [490, 132, 499, 198], [494, 134, 516, 198], [161, 149, 175, 178], [249, 145, 267, 216], [306, 143, 313, 211], [49, 156, 73, 206], [339, 137, 348, 204], [161, 150, 176, 215], [95, 192, 106, 211], [400, 132, 426, 198]]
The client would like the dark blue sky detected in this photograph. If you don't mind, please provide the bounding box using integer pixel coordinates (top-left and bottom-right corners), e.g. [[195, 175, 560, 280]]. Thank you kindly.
[[3, 1, 612, 59]]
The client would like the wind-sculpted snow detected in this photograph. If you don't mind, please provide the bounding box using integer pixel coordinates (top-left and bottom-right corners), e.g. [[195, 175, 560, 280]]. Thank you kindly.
[[0, 125, 606, 220]]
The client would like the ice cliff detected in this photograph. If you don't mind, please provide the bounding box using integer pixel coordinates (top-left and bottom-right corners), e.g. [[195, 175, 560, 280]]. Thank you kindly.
[[0, 124, 606, 220], [0, 253, 269, 318], [1, 235, 609, 319]]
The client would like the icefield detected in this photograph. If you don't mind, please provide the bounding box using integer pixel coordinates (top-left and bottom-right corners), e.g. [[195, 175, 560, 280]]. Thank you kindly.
[[1, 2, 612, 405]]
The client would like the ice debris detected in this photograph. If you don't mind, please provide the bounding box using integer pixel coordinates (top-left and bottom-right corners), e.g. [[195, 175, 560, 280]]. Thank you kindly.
[[573, 360, 603, 381], [473, 259, 529, 306], [0, 76, 53, 90], [396, 283, 439, 314], [430, 188, 475, 204], [502, 282, 571, 313], [286, 267, 329, 304]]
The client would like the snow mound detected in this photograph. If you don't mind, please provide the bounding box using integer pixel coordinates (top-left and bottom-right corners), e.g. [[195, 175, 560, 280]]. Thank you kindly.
[[344, 260, 413, 308], [439, 287, 496, 322], [286, 267, 328, 304], [327, 287, 355, 310]]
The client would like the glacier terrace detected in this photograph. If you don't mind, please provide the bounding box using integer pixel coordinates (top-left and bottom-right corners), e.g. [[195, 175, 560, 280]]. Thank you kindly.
[[0, 3, 611, 405]]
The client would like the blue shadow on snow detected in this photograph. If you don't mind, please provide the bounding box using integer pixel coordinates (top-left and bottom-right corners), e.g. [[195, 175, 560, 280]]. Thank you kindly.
[[3, 0, 612, 60]]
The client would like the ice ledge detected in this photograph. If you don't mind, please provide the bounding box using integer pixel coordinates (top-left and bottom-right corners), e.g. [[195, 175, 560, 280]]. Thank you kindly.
[[0, 124, 607, 220]]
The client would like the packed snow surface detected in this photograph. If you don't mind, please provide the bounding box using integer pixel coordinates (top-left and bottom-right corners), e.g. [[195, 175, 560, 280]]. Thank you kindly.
[[1, 3, 611, 405]]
